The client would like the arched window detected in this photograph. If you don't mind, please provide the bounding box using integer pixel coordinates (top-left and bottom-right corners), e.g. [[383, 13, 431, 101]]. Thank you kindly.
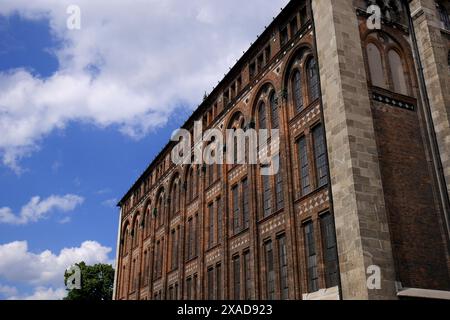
[[306, 57, 320, 102], [270, 92, 279, 129], [366, 43, 386, 88], [170, 177, 180, 218], [388, 50, 408, 95], [258, 102, 267, 129], [188, 167, 195, 202], [122, 224, 130, 256], [145, 203, 152, 238], [292, 70, 303, 113], [156, 192, 165, 226], [133, 216, 140, 248]]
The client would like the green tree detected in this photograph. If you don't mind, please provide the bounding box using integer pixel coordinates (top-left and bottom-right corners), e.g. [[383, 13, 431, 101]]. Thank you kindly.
[[64, 261, 115, 300]]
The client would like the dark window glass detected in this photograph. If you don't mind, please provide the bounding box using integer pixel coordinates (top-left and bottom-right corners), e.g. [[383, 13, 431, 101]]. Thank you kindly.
[[233, 255, 241, 299], [275, 158, 284, 210], [304, 221, 318, 292], [217, 197, 223, 242], [292, 70, 303, 113], [171, 229, 177, 270], [298, 136, 310, 195], [265, 241, 275, 299], [207, 267, 214, 300], [243, 251, 252, 300], [193, 274, 198, 300], [242, 178, 249, 229], [262, 175, 272, 218], [280, 26, 289, 46], [290, 17, 298, 35], [313, 124, 328, 188], [307, 57, 320, 102], [208, 203, 214, 248], [258, 102, 267, 129], [232, 185, 240, 233], [187, 218, 193, 259], [186, 277, 192, 300], [270, 92, 279, 129], [278, 235, 289, 299], [216, 263, 222, 300], [321, 213, 339, 288]]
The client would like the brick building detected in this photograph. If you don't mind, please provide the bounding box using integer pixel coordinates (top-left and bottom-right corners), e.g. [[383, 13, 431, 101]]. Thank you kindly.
[[113, 0, 450, 300]]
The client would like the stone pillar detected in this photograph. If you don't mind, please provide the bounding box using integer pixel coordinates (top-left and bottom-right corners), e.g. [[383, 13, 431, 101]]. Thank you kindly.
[[311, 0, 397, 299], [409, 0, 450, 200]]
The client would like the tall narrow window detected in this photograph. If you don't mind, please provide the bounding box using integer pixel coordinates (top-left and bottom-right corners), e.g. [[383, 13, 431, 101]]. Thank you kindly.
[[366, 43, 386, 88], [216, 263, 222, 300], [262, 175, 272, 218], [207, 267, 214, 300], [275, 157, 284, 210], [388, 50, 408, 95], [265, 240, 275, 300], [258, 102, 267, 129], [242, 178, 249, 229], [208, 164, 214, 186], [307, 57, 320, 102], [194, 214, 199, 257], [193, 274, 198, 300], [208, 202, 215, 248], [217, 197, 223, 242], [277, 235, 289, 299], [130, 258, 136, 292], [438, 4, 450, 30], [304, 221, 318, 292], [321, 213, 339, 288], [186, 277, 192, 300], [232, 185, 240, 233], [243, 251, 252, 300], [187, 218, 193, 260], [233, 255, 241, 299], [154, 240, 160, 279], [313, 124, 328, 188], [142, 250, 149, 286], [298, 136, 310, 195], [175, 283, 178, 300], [270, 92, 279, 129], [292, 70, 303, 113], [171, 229, 177, 270]]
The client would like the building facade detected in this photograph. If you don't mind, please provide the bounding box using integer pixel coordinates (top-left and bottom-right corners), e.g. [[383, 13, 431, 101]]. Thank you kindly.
[[113, 0, 450, 300]]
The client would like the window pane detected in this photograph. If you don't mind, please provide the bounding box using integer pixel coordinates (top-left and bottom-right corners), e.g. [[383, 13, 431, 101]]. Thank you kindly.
[[278, 235, 289, 299], [208, 203, 214, 248], [307, 58, 320, 102], [298, 136, 310, 195], [217, 197, 223, 242], [242, 179, 249, 228], [275, 157, 284, 210], [270, 92, 279, 129], [233, 256, 241, 299], [366, 43, 386, 88], [265, 241, 275, 299], [313, 124, 328, 188], [244, 251, 252, 300], [388, 50, 408, 95], [262, 175, 272, 217], [321, 213, 339, 288], [232, 185, 240, 233], [258, 102, 267, 129], [292, 70, 303, 113], [304, 222, 318, 292]]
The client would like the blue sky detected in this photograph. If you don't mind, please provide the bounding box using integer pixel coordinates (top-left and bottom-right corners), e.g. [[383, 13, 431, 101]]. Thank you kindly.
[[0, 0, 288, 299]]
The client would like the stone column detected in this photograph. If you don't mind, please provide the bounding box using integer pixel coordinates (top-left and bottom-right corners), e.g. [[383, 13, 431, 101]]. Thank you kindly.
[[311, 0, 397, 299], [409, 0, 450, 200]]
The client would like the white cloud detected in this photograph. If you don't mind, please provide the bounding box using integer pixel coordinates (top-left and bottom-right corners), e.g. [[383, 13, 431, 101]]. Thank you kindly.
[[0, 240, 113, 299], [0, 194, 84, 225], [8, 286, 67, 300], [0, 284, 18, 297], [101, 198, 117, 208], [0, 0, 289, 172]]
